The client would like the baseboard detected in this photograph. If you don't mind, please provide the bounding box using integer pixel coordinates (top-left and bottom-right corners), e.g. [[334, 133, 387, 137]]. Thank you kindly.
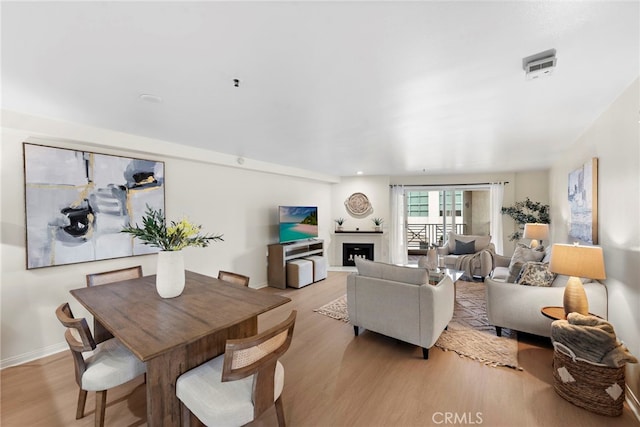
[[0, 342, 67, 370], [627, 384, 640, 423]]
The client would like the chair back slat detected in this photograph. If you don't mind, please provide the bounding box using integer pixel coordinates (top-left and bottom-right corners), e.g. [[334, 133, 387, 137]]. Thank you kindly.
[[222, 310, 296, 422], [86, 266, 142, 343], [56, 303, 96, 352], [218, 270, 250, 287], [86, 265, 142, 287], [231, 329, 288, 369], [222, 311, 296, 382], [56, 303, 96, 387]]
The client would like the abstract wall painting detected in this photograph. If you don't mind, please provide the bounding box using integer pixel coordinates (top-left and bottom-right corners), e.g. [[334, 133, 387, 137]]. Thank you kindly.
[[23, 143, 165, 269], [568, 158, 598, 245]]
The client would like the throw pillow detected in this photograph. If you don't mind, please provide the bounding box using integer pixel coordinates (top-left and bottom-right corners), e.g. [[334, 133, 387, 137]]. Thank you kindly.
[[454, 239, 475, 255], [517, 262, 556, 287], [507, 245, 545, 282]]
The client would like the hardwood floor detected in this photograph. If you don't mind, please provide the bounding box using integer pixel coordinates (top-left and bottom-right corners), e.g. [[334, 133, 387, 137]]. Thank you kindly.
[[2, 271, 638, 426]]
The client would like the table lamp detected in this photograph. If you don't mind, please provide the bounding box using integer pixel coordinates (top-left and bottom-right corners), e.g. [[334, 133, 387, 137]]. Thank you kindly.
[[523, 223, 549, 248], [549, 243, 606, 316]]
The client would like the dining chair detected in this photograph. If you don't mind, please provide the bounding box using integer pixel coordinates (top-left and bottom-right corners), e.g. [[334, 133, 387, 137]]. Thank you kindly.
[[176, 310, 297, 427], [218, 270, 250, 287], [86, 266, 143, 343], [55, 303, 146, 427]]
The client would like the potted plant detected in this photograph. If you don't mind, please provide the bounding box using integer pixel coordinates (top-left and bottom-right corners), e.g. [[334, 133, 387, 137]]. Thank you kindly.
[[122, 205, 223, 298], [501, 198, 550, 241], [371, 217, 384, 232], [334, 217, 346, 232]]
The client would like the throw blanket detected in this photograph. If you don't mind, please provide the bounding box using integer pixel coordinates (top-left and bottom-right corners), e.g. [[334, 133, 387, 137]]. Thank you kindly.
[[551, 313, 638, 367], [454, 249, 494, 279]]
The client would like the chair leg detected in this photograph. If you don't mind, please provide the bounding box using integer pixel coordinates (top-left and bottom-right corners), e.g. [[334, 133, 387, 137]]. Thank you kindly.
[[275, 395, 286, 427], [495, 326, 502, 337], [422, 347, 429, 359], [76, 388, 88, 419], [353, 326, 359, 336], [95, 390, 107, 427]]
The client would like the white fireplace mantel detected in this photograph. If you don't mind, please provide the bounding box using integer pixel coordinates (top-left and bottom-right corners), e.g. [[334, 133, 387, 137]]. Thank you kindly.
[[331, 232, 388, 266]]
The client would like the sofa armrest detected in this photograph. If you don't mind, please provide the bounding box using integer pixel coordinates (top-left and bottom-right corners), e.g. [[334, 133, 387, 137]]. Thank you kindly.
[[494, 254, 511, 268], [419, 275, 455, 348], [437, 245, 450, 256]]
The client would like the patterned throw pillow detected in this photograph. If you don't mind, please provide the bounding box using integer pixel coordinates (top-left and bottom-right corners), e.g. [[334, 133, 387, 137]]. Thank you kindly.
[[508, 245, 545, 282], [517, 262, 556, 287]]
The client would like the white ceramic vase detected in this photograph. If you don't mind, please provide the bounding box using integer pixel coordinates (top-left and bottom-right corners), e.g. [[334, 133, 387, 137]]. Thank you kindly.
[[156, 250, 185, 298]]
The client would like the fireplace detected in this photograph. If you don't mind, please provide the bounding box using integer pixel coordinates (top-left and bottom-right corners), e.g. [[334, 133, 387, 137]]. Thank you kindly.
[[343, 243, 374, 266]]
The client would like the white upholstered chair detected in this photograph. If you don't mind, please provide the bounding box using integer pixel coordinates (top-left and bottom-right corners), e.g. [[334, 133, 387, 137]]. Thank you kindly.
[[176, 310, 297, 426], [55, 302, 146, 427]]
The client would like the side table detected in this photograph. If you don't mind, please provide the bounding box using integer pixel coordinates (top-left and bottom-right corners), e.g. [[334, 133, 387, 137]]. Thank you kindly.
[[540, 306, 566, 320]]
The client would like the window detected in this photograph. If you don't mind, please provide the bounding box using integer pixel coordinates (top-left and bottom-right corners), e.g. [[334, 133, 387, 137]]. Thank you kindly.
[[439, 191, 463, 216], [407, 191, 429, 217]]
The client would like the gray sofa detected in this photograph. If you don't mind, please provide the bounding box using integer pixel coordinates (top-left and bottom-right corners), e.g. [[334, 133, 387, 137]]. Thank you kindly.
[[485, 250, 608, 337], [346, 258, 454, 359], [437, 232, 495, 278]]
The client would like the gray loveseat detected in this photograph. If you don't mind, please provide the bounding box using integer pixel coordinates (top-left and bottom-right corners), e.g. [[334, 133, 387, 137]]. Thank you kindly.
[[346, 258, 454, 359]]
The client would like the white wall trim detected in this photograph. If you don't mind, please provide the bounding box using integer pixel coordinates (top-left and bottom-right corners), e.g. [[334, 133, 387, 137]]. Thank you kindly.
[[627, 384, 640, 423], [0, 342, 67, 370]]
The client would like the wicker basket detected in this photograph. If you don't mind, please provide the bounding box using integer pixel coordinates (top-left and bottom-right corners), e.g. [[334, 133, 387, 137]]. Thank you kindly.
[[552, 342, 625, 416]]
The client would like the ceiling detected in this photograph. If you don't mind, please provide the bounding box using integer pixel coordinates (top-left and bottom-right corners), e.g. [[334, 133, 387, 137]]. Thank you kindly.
[[2, 1, 638, 177]]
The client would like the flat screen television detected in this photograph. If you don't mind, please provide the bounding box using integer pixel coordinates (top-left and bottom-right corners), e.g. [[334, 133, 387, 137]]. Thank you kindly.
[[278, 206, 318, 244]]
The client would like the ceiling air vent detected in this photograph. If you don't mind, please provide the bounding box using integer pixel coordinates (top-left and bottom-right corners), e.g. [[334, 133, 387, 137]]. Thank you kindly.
[[523, 49, 557, 80]]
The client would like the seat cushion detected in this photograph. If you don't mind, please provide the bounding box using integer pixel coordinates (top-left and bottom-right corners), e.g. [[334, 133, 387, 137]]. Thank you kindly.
[[176, 354, 284, 427], [82, 338, 146, 391]]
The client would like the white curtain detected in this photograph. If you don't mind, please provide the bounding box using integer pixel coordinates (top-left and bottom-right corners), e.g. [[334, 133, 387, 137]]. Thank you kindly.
[[489, 183, 505, 255], [389, 185, 408, 265]]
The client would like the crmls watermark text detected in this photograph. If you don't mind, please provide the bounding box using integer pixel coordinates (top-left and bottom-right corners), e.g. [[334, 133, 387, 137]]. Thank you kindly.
[[432, 412, 483, 425]]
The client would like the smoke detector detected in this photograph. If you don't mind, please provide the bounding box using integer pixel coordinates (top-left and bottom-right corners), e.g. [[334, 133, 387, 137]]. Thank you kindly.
[[523, 49, 557, 80]]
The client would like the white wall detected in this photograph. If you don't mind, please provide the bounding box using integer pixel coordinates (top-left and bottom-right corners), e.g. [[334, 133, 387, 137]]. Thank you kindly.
[[1, 112, 335, 367], [329, 176, 391, 265], [549, 77, 640, 405]]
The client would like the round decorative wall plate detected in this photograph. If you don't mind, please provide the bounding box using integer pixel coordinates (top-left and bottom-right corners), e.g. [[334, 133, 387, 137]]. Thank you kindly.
[[345, 192, 372, 216]]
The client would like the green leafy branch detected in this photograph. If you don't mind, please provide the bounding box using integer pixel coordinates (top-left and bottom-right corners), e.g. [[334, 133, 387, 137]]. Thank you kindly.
[[122, 206, 223, 251], [501, 197, 550, 241]]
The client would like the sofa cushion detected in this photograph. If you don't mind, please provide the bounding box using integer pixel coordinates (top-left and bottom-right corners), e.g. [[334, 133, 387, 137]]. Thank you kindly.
[[508, 245, 545, 282], [453, 239, 476, 255], [355, 258, 427, 285], [446, 233, 491, 253], [516, 262, 556, 287]]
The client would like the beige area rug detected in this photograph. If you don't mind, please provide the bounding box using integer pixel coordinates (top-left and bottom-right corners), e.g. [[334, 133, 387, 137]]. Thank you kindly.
[[436, 280, 522, 370], [313, 281, 521, 370], [313, 295, 350, 322]]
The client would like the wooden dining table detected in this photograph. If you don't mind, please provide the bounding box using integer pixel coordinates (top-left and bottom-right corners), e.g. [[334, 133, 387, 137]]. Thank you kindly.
[[70, 270, 291, 426]]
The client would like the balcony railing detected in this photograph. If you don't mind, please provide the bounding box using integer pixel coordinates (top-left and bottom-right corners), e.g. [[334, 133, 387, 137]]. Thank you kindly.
[[406, 223, 467, 251]]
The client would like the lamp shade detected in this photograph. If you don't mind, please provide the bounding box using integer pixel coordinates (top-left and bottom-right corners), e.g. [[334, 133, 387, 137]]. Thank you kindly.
[[523, 223, 549, 241], [548, 244, 606, 280]]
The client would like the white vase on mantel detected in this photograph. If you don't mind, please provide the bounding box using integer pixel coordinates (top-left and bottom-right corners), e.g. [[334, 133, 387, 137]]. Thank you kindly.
[[156, 250, 185, 298]]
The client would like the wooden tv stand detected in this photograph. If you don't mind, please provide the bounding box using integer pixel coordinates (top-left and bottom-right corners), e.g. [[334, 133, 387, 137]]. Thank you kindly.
[[268, 239, 324, 289]]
